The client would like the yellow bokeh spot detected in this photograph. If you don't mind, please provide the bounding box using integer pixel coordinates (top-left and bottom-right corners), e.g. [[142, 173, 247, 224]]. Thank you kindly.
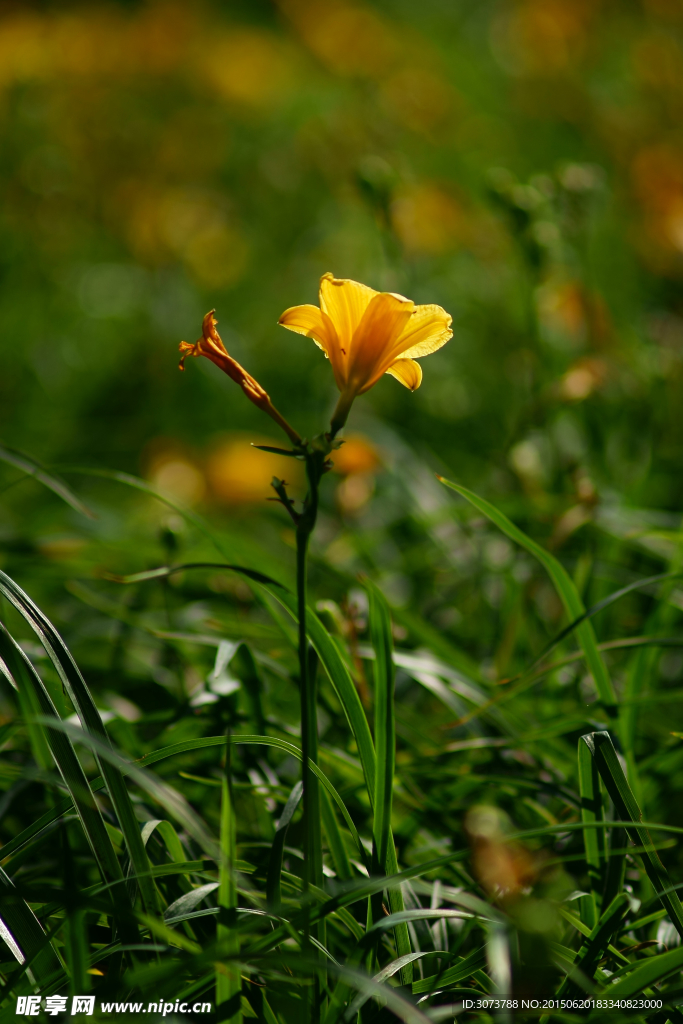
[[144, 439, 206, 505], [205, 30, 295, 106], [206, 434, 305, 506], [284, 0, 398, 78], [152, 459, 206, 505], [330, 434, 381, 476]]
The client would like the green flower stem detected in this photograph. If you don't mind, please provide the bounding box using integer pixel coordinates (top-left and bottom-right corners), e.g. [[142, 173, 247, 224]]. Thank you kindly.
[[330, 389, 355, 439], [296, 448, 327, 1023]]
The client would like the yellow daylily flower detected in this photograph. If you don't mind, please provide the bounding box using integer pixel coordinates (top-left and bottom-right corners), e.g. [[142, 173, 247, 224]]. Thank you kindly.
[[278, 272, 452, 434]]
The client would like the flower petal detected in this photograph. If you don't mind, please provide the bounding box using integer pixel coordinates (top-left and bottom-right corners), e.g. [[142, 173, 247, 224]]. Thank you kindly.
[[347, 291, 415, 393], [319, 273, 377, 350], [394, 303, 453, 359], [278, 303, 333, 351], [278, 303, 345, 387], [385, 358, 423, 391]]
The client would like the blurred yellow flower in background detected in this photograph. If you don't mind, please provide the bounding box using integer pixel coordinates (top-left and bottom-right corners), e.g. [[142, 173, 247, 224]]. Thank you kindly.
[[330, 434, 381, 476], [206, 434, 304, 506], [330, 434, 382, 514], [278, 272, 452, 432], [143, 434, 306, 508], [144, 440, 206, 506]]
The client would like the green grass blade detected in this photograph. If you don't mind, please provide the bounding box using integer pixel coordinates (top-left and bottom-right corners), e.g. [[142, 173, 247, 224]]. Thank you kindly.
[[0, 626, 128, 906], [319, 786, 352, 882], [164, 883, 219, 923], [578, 737, 605, 927], [0, 632, 52, 772], [141, 820, 193, 914], [0, 866, 63, 981], [0, 444, 94, 518], [259, 586, 377, 804], [365, 579, 412, 983], [597, 943, 683, 998], [438, 478, 618, 719], [524, 571, 681, 679], [144, 819, 191, 872], [366, 580, 394, 873], [341, 952, 456, 1020], [412, 946, 488, 995], [557, 892, 630, 995], [0, 570, 160, 915], [64, 908, 89, 998], [107, 562, 284, 590], [217, 735, 241, 1023], [266, 780, 303, 909], [230, 643, 266, 735], [601, 828, 626, 912], [583, 731, 683, 937]]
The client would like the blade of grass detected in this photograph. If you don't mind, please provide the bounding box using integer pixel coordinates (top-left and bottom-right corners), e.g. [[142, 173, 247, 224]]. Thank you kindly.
[[582, 731, 683, 937], [621, 563, 683, 800], [367, 581, 394, 877], [0, 865, 63, 980], [342, 951, 454, 1020], [365, 579, 412, 984], [0, 636, 52, 773], [556, 892, 630, 995], [522, 571, 682, 681], [578, 738, 605, 928], [596, 942, 683, 998], [438, 478, 618, 721], [106, 563, 284, 590], [319, 787, 352, 882], [230, 644, 266, 735], [266, 781, 303, 910], [0, 570, 160, 915], [0, 444, 94, 518], [164, 883, 219, 923], [412, 945, 488, 996], [0, 626, 129, 916]]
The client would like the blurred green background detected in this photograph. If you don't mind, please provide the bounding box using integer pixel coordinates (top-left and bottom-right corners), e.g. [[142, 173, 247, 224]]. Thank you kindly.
[[3, 0, 683, 491], [3, 0, 683, 730]]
